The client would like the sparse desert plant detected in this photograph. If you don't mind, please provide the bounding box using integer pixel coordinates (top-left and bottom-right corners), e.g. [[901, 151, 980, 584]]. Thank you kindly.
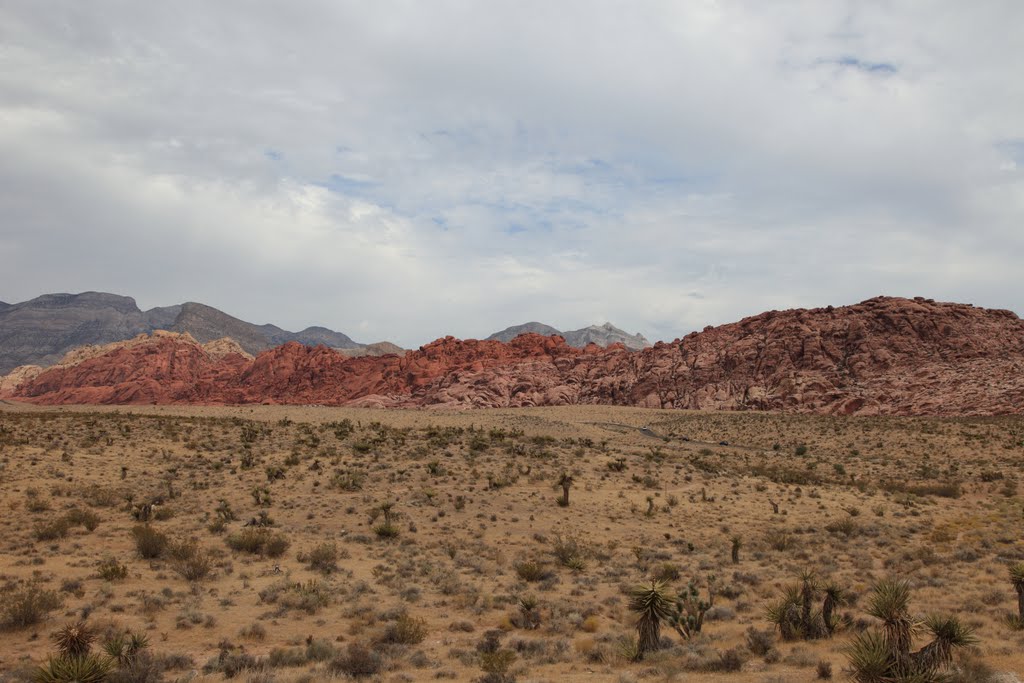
[[64, 508, 100, 532], [302, 542, 339, 574], [766, 572, 848, 641], [168, 539, 213, 581], [225, 528, 290, 557], [552, 534, 590, 571], [31, 621, 149, 683], [131, 525, 168, 559], [372, 501, 400, 538], [628, 581, 673, 659], [844, 578, 976, 683], [34, 517, 71, 542], [1009, 562, 1024, 627], [259, 579, 332, 614], [96, 558, 129, 581], [557, 472, 573, 507], [52, 621, 95, 658], [667, 576, 716, 640], [33, 652, 112, 683], [514, 559, 549, 583], [329, 642, 381, 678], [731, 536, 742, 564], [382, 613, 428, 644], [2, 582, 63, 629]]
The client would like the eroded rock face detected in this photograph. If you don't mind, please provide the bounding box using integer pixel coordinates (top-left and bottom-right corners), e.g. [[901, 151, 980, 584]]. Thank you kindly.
[[4, 297, 1023, 415]]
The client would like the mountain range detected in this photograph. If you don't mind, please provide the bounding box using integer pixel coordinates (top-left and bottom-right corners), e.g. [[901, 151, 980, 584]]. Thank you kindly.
[[0, 292, 652, 373], [486, 322, 650, 350], [0, 292, 366, 373], [4, 296, 1022, 415]]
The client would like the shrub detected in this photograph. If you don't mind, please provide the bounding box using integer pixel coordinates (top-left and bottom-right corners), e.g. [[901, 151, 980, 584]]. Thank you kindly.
[[652, 562, 681, 583], [745, 626, 776, 656], [132, 525, 168, 559], [514, 560, 549, 582], [259, 579, 332, 615], [2, 582, 63, 628], [64, 508, 101, 532], [329, 642, 381, 678], [225, 529, 290, 557], [303, 543, 338, 574], [382, 614, 428, 645], [169, 540, 213, 581], [35, 518, 71, 542], [373, 523, 400, 539], [97, 558, 129, 581]]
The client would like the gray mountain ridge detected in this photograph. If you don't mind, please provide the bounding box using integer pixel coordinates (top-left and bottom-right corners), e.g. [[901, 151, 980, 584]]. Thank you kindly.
[[0, 292, 365, 373], [486, 321, 650, 350]]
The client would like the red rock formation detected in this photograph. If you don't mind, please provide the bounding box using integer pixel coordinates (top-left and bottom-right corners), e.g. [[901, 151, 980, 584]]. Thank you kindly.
[[4, 297, 1023, 415]]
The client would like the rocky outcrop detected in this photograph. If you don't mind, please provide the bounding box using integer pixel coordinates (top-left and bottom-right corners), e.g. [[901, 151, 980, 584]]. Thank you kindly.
[[4, 297, 1023, 415], [0, 332, 253, 396], [487, 321, 650, 350]]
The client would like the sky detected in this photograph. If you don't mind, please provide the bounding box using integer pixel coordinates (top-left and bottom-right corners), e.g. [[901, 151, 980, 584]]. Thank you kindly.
[[1, 2, 1022, 347]]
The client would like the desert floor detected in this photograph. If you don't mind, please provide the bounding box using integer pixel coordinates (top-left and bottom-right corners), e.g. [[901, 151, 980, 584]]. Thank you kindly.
[[1, 401, 1022, 681]]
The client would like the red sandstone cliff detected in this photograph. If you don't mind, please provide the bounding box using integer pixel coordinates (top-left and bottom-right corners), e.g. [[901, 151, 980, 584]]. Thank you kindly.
[[4, 297, 1023, 415]]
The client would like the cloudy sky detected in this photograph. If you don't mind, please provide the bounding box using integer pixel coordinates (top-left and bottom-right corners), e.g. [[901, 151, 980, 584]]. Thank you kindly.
[[1, 2, 1022, 347]]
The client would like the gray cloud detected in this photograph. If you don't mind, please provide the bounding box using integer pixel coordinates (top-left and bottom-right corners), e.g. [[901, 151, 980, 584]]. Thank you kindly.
[[1, 1, 1022, 347]]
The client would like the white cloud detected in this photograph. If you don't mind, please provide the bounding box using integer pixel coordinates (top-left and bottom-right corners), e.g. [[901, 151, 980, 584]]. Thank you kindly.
[[1, 1, 1022, 346]]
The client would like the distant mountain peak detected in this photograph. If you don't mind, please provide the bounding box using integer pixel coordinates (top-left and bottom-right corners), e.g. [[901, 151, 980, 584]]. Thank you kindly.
[[486, 321, 650, 350]]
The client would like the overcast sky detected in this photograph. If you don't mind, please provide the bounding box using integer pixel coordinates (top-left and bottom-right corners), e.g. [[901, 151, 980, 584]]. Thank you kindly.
[[1, 2, 1022, 347]]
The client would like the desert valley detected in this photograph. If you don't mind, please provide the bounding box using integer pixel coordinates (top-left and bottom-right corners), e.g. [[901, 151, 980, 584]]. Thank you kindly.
[[0, 294, 1022, 683]]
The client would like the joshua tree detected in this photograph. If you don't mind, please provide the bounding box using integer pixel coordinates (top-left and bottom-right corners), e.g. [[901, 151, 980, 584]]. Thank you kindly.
[[629, 581, 673, 658], [845, 578, 975, 683], [1010, 562, 1024, 625], [730, 536, 742, 564], [667, 576, 715, 640], [821, 581, 850, 635], [557, 472, 573, 507], [378, 501, 395, 527]]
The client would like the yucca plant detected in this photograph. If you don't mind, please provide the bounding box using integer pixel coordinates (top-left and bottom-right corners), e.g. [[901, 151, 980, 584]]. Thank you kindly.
[[1010, 562, 1024, 623], [33, 653, 111, 683], [629, 581, 673, 658], [845, 579, 975, 683], [33, 621, 114, 683], [821, 581, 851, 635], [765, 572, 835, 641], [52, 622, 94, 658], [103, 630, 149, 667], [864, 578, 915, 663]]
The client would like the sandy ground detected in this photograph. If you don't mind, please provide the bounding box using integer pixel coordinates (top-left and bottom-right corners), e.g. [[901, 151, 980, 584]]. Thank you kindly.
[[1, 401, 1022, 681]]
